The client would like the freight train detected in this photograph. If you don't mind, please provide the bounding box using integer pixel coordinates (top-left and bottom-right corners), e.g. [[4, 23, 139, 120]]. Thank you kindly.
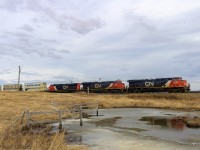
[[48, 77, 190, 93]]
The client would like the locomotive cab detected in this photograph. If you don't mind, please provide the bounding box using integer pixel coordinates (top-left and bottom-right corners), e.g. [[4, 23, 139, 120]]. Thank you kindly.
[[112, 80, 126, 91], [48, 85, 56, 91], [169, 79, 190, 92]]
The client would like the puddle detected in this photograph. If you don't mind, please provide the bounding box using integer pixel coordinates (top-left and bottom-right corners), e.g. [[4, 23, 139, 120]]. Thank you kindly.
[[52, 108, 200, 150]]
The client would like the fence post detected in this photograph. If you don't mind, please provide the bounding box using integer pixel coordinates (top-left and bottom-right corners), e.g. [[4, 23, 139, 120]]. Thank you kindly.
[[59, 110, 62, 130], [96, 103, 99, 116], [26, 110, 30, 128], [80, 105, 83, 126]]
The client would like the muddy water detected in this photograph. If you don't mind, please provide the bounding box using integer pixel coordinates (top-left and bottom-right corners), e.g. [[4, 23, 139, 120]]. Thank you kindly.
[[53, 108, 200, 150]]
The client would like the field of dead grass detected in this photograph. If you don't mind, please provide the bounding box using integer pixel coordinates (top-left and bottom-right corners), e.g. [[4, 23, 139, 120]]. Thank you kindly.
[[0, 91, 200, 149]]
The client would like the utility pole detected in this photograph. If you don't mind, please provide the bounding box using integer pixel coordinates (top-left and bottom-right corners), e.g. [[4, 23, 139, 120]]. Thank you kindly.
[[18, 66, 21, 91]]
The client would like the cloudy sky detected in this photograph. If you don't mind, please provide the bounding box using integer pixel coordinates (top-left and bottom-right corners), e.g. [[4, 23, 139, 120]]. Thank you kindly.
[[0, 0, 200, 90]]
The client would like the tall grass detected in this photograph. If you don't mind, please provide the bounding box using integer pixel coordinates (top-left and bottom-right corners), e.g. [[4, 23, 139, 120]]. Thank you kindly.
[[0, 122, 87, 150]]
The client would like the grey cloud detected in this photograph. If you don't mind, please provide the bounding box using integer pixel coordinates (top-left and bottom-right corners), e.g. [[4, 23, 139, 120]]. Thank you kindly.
[[4, 31, 31, 38], [163, 8, 200, 36], [124, 12, 157, 32], [19, 24, 35, 32], [69, 17, 105, 35], [35, 48, 70, 58], [147, 51, 200, 79], [139, 35, 174, 45], [173, 51, 200, 65], [40, 7, 105, 35], [0, 69, 13, 75], [25, 0, 42, 12], [0, 30, 70, 58], [42, 7, 57, 19], [28, 1, 105, 35], [57, 49, 70, 54], [0, 0, 24, 11], [0, 42, 69, 59], [1, 0, 105, 35], [15, 32, 31, 38], [119, 10, 200, 55], [39, 39, 60, 44]]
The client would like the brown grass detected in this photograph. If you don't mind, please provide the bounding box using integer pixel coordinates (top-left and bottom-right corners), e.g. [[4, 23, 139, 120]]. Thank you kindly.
[[184, 118, 200, 128], [0, 123, 87, 150], [0, 91, 200, 149]]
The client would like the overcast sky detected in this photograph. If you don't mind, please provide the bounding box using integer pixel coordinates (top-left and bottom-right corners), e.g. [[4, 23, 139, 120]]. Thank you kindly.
[[0, 0, 200, 90]]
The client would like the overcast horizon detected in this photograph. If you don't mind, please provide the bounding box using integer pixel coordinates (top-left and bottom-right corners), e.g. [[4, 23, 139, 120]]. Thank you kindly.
[[0, 0, 200, 90]]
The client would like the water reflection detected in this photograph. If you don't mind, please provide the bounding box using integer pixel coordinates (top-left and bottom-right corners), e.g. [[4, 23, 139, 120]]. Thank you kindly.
[[140, 117, 186, 130]]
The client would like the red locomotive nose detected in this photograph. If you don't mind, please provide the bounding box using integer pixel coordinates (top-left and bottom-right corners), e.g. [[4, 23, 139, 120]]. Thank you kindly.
[[48, 85, 56, 91]]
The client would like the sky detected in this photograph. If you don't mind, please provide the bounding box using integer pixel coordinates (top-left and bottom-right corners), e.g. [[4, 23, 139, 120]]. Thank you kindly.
[[0, 0, 200, 90]]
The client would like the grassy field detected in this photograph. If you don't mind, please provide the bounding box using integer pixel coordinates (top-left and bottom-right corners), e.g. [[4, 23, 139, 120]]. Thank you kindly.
[[0, 91, 200, 149]]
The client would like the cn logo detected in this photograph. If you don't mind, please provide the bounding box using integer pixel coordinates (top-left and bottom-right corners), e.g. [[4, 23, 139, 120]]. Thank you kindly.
[[145, 82, 154, 87], [63, 86, 68, 89], [95, 84, 101, 88]]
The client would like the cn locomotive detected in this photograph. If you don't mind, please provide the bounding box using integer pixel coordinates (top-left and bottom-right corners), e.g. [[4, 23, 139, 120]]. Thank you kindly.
[[127, 77, 190, 93], [48, 77, 190, 93], [48, 83, 81, 92], [81, 80, 125, 93]]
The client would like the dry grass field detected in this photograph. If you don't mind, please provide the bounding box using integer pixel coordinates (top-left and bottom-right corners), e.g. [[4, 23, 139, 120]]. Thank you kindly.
[[0, 91, 200, 149]]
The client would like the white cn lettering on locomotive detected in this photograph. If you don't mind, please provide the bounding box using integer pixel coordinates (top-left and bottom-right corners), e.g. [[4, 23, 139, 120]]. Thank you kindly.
[[95, 84, 101, 88], [63, 85, 68, 89], [145, 82, 154, 87]]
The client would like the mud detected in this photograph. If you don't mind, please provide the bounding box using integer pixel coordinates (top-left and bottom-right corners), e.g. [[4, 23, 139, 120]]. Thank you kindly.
[[93, 117, 122, 127]]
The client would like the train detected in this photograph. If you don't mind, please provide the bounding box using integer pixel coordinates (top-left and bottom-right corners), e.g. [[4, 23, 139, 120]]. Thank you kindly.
[[48, 77, 190, 93], [0, 82, 47, 91]]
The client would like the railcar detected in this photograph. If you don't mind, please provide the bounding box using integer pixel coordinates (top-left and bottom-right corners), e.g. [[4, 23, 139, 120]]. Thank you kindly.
[[82, 80, 125, 93], [2, 84, 23, 91], [48, 83, 81, 92], [127, 77, 190, 93], [24, 82, 47, 91]]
